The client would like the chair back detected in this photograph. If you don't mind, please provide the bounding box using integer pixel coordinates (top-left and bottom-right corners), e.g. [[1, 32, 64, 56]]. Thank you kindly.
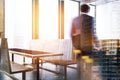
[[0, 38, 12, 73]]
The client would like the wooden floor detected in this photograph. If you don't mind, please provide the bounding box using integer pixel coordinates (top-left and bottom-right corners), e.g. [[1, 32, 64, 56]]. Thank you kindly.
[[1, 61, 120, 80], [1, 53, 120, 80]]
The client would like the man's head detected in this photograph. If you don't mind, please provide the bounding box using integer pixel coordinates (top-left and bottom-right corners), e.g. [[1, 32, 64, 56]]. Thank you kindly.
[[81, 4, 90, 13]]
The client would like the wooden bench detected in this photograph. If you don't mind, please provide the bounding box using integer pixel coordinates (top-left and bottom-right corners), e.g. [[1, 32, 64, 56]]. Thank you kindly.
[[29, 39, 78, 80], [0, 38, 33, 80]]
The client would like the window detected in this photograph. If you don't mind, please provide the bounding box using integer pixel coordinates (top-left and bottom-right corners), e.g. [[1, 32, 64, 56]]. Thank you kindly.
[[64, 0, 79, 39], [96, 0, 120, 39], [5, 0, 32, 48], [39, 0, 58, 40]]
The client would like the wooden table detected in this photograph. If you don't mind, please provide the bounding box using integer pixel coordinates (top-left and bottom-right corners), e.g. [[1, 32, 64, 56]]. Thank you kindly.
[[9, 48, 63, 80]]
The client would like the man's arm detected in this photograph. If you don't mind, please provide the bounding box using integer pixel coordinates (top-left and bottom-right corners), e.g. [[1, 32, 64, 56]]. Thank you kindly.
[[70, 21, 76, 37]]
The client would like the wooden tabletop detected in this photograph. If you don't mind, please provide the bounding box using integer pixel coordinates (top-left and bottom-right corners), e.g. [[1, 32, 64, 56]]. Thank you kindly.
[[9, 48, 63, 58]]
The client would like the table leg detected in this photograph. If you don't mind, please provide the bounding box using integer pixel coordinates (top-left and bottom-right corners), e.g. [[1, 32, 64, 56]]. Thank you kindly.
[[32, 58, 37, 64], [36, 57, 40, 80], [23, 57, 25, 65], [12, 54, 14, 62]]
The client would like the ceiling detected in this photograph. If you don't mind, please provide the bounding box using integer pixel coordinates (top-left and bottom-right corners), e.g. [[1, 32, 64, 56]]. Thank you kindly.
[[71, 0, 120, 5]]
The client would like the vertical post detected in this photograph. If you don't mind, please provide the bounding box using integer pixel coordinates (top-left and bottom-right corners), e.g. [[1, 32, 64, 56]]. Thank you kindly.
[[32, 0, 39, 39], [94, 5, 96, 32], [0, 0, 5, 38], [58, 0, 64, 39], [78, 2, 80, 16]]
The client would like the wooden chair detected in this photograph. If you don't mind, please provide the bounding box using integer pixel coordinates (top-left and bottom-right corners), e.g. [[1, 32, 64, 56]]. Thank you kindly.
[[0, 38, 33, 80]]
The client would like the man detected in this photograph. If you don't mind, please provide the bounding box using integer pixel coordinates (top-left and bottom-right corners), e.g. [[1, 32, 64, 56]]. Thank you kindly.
[[71, 4, 101, 80], [71, 4, 100, 57]]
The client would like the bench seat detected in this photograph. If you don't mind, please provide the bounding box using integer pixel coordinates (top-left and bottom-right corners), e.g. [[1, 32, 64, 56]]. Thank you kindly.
[[11, 62, 33, 74], [44, 60, 76, 66]]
